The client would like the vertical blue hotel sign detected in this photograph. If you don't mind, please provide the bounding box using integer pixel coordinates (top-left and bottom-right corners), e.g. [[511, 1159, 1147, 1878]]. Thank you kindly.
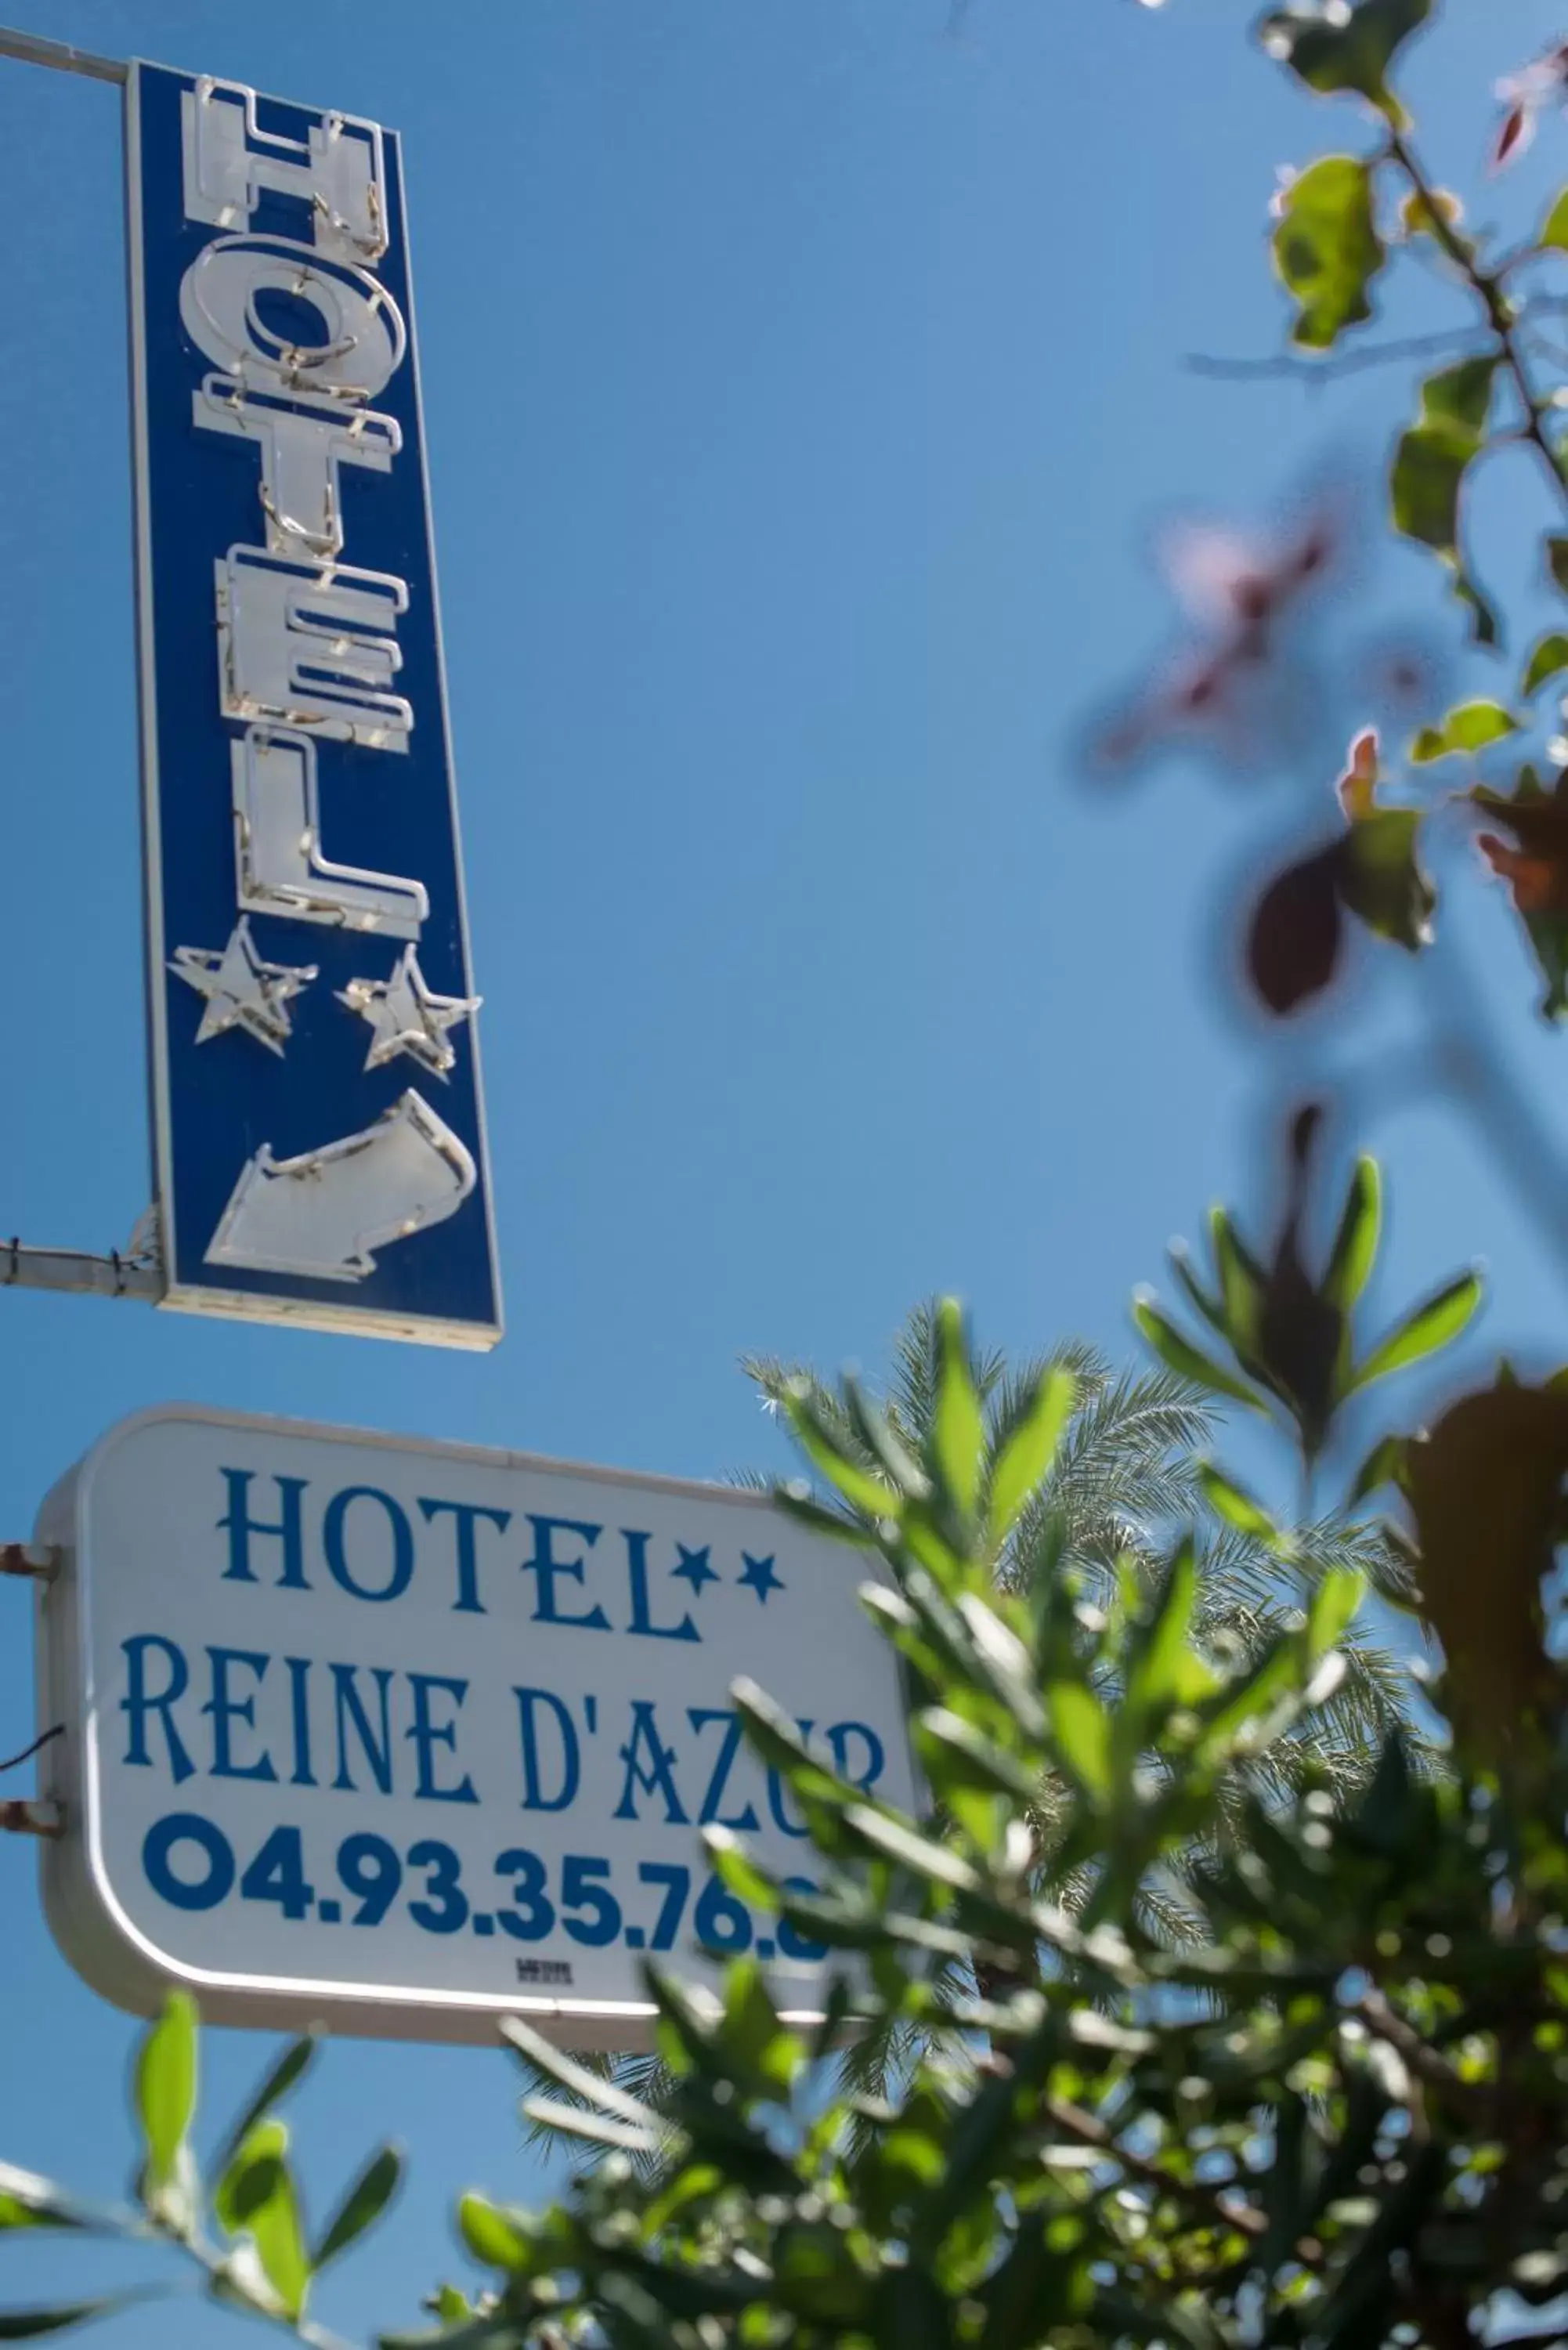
[[126, 64, 500, 1348]]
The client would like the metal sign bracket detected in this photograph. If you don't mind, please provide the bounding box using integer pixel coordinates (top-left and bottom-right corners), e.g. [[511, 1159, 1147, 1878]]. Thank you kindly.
[[0, 1217, 165, 1304]]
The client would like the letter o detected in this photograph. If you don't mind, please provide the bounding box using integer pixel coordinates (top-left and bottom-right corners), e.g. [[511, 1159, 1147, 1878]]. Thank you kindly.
[[179, 233, 406, 399], [323, 1485, 415, 1603], [143, 1813, 235, 1912]]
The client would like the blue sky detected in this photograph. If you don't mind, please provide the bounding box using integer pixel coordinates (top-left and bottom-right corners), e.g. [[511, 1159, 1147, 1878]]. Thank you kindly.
[[2, 1, 1568, 2341]]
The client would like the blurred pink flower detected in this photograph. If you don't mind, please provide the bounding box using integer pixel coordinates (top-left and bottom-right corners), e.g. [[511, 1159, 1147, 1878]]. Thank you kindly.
[[1493, 40, 1568, 171]]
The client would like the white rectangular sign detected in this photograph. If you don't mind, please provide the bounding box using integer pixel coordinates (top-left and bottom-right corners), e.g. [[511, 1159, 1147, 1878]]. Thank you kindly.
[[32, 1409, 913, 2047]]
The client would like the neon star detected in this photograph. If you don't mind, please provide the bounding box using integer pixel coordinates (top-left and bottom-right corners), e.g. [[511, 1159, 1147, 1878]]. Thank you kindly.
[[672, 1543, 719, 1596], [737, 1551, 784, 1605], [169, 918, 317, 1057], [338, 944, 480, 1080]]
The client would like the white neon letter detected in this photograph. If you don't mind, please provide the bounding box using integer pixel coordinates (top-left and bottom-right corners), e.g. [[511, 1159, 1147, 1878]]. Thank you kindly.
[[193, 380, 399, 560], [182, 80, 387, 266], [217, 547, 413, 752], [233, 728, 427, 940]]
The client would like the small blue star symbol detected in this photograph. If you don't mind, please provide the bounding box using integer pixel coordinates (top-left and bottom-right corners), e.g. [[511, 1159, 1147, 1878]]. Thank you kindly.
[[672, 1543, 719, 1596], [738, 1551, 785, 1605]]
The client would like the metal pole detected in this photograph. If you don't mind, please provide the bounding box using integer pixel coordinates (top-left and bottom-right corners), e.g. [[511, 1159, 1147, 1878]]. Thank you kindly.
[[0, 24, 125, 82], [0, 25, 161, 1307]]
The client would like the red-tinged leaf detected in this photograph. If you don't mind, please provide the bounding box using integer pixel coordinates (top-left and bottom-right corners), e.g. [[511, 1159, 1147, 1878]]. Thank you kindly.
[[1494, 100, 1532, 171]]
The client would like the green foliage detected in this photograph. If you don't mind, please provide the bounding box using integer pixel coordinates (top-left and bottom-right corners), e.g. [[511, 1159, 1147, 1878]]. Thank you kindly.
[[1389, 358, 1499, 641], [1138, 1120, 1479, 1459], [1408, 696, 1517, 760], [1522, 631, 1568, 695], [1270, 156, 1383, 349], [1259, 0, 1431, 118], [1, 2004, 401, 2341]]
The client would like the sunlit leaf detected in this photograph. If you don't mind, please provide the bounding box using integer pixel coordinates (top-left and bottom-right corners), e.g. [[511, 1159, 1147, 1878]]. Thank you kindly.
[[1306, 1565, 1366, 1658], [521, 2101, 667, 2157], [1046, 1683, 1114, 1801], [457, 2194, 530, 2273], [782, 1386, 898, 1525], [1323, 1155, 1382, 1310], [1409, 699, 1518, 761], [986, 1366, 1075, 1545], [1197, 1461, 1279, 1541], [1338, 807, 1435, 951], [1133, 1297, 1262, 1409], [500, 2017, 664, 2131], [0, 2168, 103, 2237], [1270, 155, 1384, 347], [1349, 1267, 1482, 1391], [930, 1297, 985, 1517], [134, 1995, 196, 2196]]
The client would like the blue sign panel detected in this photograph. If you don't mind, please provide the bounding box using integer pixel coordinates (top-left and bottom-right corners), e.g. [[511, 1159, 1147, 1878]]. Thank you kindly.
[[126, 63, 500, 1348]]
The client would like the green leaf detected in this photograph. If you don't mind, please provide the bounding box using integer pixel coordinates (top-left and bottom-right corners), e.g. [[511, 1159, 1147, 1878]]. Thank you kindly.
[[1348, 1430, 1410, 1506], [703, 1824, 784, 1913], [214, 2120, 283, 2235], [246, 2161, 309, 2323], [1416, 355, 1496, 437], [1392, 425, 1482, 555], [134, 1994, 197, 2195], [457, 2195, 529, 2272], [774, 1485, 871, 1548], [500, 2016, 666, 2130], [782, 1388, 898, 1526], [522, 2100, 667, 2157], [1349, 1267, 1483, 1392], [214, 2036, 315, 2181], [731, 1677, 860, 1810], [211, 2118, 309, 2322], [1046, 1683, 1114, 1801], [1409, 699, 1518, 761], [1197, 1461, 1279, 1541], [986, 1366, 1075, 1545], [1168, 1242, 1227, 1337], [838, 1802, 984, 1893], [1258, 0, 1432, 115], [1123, 1542, 1217, 1734], [1338, 808, 1436, 951], [1271, 156, 1384, 349], [1324, 1155, 1382, 1310], [0, 2169, 101, 2237], [0, 2298, 161, 2340], [313, 2146, 401, 2272], [1523, 634, 1568, 696], [930, 1297, 985, 1516], [1391, 361, 1499, 642], [912, 1708, 1039, 1804], [1307, 1565, 1367, 1658], [1541, 188, 1568, 252], [1133, 1296, 1262, 1410], [1209, 1208, 1267, 1354]]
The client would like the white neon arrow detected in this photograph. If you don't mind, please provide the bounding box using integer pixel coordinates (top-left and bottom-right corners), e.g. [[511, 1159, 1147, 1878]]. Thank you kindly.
[[204, 1090, 476, 1283]]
